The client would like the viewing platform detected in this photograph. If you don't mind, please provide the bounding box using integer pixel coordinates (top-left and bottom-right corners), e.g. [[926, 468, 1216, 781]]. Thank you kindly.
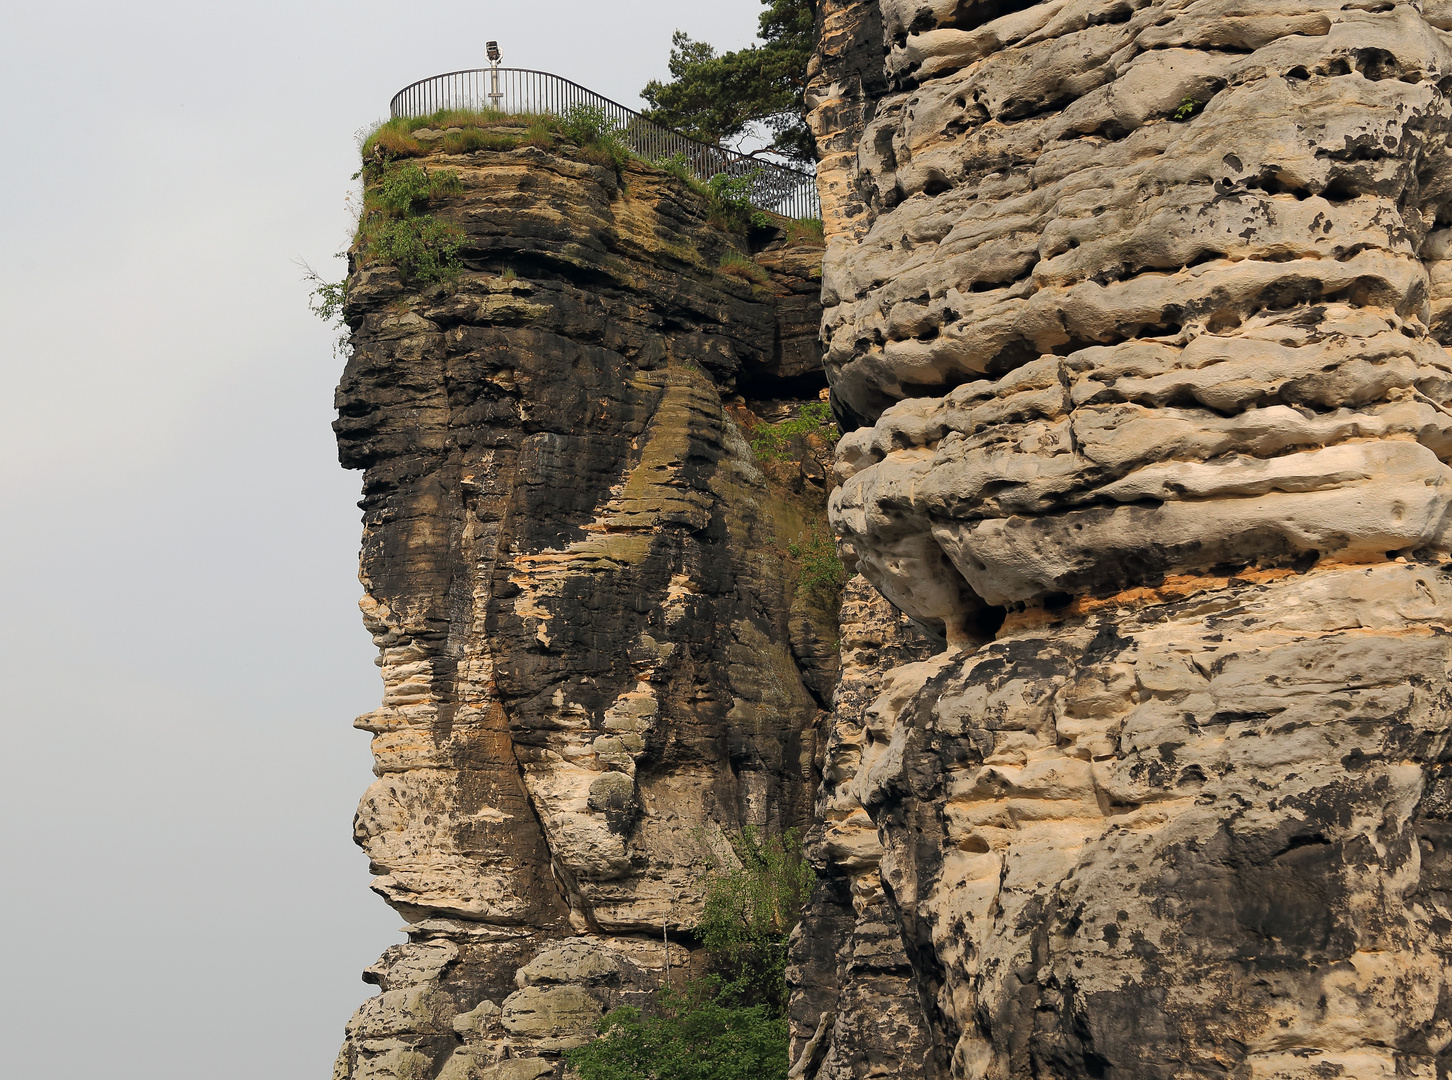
[[390, 66, 820, 221]]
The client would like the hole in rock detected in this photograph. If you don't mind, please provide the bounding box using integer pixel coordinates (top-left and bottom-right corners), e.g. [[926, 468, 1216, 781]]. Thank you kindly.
[[940, 0, 1045, 33], [972, 604, 1007, 641], [1275, 833, 1332, 857], [923, 171, 954, 197], [735, 365, 831, 403], [1354, 47, 1398, 81]]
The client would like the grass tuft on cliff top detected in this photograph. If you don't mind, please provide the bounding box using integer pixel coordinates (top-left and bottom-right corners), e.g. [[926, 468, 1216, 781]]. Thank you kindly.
[[718, 251, 771, 285], [361, 109, 795, 240], [361, 107, 540, 159]]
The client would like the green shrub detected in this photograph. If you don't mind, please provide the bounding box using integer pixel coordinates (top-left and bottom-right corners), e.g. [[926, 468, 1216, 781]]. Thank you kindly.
[[352, 160, 466, 286], [372, 160, 461, 215], [560, 104, 630, 172], [559, 103, 615, 144], [369, 217, 464, 286], [698, 827, 814, 1014], [787, 531, 846, 605], [299, 258, 350, 356], [654, 152, 698, 185], [1174, 96, 1203, 121], [306, 274, 346, 323], [565, 829, 812, 1080], [747, 400, 839, 462], [707, 172, 772, 232], [566, 981, 787, 1080]]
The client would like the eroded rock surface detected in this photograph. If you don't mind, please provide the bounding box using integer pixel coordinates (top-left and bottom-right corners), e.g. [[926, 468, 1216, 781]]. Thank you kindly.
[[331, 142, 832, 1079], [800, 1, 1452, 1076]]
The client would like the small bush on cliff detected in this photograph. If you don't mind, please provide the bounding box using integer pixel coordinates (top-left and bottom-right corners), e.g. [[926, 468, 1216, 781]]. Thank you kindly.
[[299, 256, 351, 357], [374, 160, 462, 215], [367, 217, 464, 287], [707, 172, 772, 232], [355, 160, 465, 287], [559, 104, 630, 173], [747, 400, 839, 461], [787, 531, 846, 607], [654, 152, 701, 187], [566, 981, 786, 1080], [565, 829, 812, 1080], [698, 827, 814, 1013]]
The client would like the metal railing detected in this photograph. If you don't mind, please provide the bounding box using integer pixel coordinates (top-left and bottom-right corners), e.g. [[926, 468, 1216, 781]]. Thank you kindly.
[[389, 67, 820, 221]]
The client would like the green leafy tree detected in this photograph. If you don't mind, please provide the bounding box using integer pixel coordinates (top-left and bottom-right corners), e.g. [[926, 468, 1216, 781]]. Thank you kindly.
[[697, 826, 815, 1013], [641, 0, 817, 166]]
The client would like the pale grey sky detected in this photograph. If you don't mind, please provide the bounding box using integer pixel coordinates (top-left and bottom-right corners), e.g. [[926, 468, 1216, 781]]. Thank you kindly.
[[0, 2, 766, 1077]]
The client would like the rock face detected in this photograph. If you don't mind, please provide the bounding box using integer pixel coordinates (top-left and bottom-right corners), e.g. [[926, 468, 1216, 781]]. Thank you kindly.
[[797, 1, 1452, 1077], [331, 142, 832, 1079]]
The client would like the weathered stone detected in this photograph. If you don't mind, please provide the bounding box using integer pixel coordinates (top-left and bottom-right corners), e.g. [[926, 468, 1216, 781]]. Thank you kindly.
[[801, 1, 1452, 1076], [332, 140, 834, 1077], [514, 940, 621, 989], [499, 985, 601, 1050], [449, 999, 499, 1038]]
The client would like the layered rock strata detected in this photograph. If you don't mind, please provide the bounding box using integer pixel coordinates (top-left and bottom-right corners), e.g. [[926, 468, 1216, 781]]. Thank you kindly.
[[332, 143, 831, 1079], [798, 1, 1452, 1076]]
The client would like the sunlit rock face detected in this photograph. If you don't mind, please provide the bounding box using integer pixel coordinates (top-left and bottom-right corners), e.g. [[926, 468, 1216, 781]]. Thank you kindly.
[[794, 2, 1452, 1077]]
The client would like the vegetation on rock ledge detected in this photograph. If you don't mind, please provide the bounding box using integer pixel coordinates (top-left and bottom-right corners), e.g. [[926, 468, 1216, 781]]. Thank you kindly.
[[788, 530, 847, 608], [747, 400, 839, 461], [566, 828, 813, 1080], [355, 160, 464, 287]]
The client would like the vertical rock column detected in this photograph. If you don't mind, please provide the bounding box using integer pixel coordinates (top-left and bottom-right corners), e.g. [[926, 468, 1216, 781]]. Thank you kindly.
[[805, 1, 1452, 1077], [332, 142, 829, 1080]]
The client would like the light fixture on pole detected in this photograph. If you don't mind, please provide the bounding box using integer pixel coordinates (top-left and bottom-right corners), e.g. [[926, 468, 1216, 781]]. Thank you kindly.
[[486, 40, 503, 108]]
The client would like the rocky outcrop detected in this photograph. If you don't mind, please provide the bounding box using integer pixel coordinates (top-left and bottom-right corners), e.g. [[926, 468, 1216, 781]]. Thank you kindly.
[[800, 1, 1452, 1077], [788, 576, 939, 1080], [331, 140, 831, 1079]]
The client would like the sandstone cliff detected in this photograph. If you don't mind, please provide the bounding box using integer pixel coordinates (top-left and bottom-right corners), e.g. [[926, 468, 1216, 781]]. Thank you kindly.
[[331, 138, 832, 1080], [334, 3, 1452, 1075], [798, 1, 1452, 1077]]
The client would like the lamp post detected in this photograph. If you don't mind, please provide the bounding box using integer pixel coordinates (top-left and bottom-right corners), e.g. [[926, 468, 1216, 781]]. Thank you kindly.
[[486, 41, 503, 109]]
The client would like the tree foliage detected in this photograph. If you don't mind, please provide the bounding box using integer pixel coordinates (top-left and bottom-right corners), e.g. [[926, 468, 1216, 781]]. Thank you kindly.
[[698, 826, 815, 1013], [641, 0, 817, 166], [564, 981, 787, 1080], [565, 829, 814, 1080]]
